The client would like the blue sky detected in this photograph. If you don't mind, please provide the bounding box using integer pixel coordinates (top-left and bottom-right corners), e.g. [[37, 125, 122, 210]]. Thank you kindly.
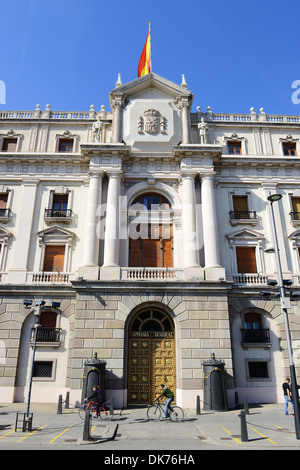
[[1, 0, 299, 116]]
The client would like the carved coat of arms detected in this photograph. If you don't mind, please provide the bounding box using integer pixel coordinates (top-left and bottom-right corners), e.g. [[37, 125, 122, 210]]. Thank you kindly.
[[138, 108, 167, 135]]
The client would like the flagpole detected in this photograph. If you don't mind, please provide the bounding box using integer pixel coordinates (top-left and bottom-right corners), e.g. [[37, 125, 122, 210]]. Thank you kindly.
[[148, 21, 152, 73]]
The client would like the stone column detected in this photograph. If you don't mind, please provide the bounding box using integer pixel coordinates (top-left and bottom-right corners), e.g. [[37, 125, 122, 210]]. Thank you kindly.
[[111, 96, 124, 143], [201, 173, 225, 280], [176, 97, 191, 144], [101, 171, 122, 279], [7, 178, 39, 283], [181, 173, 203, 280], [80, 171, 103, 279]]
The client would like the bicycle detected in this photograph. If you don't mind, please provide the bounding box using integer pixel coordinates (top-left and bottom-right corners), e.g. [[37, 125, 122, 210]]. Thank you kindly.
[[147, 399, 184, 422], [78, 400, 113, 421]]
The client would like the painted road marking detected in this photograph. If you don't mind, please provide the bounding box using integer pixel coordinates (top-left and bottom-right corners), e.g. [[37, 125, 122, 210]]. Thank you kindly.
[[220, 425, 242, 444], [248, 425, 276, 445], [0, 431, 15, 439], [17, 424, 48, 442], [49, 424, 74, 443]]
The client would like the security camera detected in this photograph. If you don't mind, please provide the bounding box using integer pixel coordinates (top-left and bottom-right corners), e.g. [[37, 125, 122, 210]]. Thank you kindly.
[[290, 291, 300, 300], [23, 299, 33, 308], [51, 301, 61, 308], [267, 279, 278, 287], [259, 291, 271, 298]]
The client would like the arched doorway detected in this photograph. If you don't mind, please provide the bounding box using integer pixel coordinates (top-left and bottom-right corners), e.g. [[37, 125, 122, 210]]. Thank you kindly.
[[127, 307, 176, 405]]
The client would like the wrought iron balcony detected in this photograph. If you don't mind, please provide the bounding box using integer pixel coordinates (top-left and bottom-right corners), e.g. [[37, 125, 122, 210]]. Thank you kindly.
[[30, 327, 61, 344], [290, 211, 300, 221], [229, 210, 257, 220], [44, 208, 72, 224], [44, 208, 72, 218], [0, 208, 11, 223], [241, 328, 270, 344]]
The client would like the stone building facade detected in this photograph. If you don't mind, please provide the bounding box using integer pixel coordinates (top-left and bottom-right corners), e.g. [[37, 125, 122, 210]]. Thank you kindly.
[[0, 72, 300, 408]]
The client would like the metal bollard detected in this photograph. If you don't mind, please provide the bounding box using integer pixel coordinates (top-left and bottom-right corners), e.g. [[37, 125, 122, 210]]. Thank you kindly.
[[196, 395, 201, 415], [239, 410, 248, 442], [244, 396, 249, 415], [82, 410, 91, 441], [65, 391, 70, 409], [57, 394, 62, 414], [110, 395, 114, 416]]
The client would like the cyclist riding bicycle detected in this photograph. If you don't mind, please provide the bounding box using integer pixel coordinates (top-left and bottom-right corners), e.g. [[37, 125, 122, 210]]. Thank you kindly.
[[84, 385, 103, 416], [155, 384, 174, 419]]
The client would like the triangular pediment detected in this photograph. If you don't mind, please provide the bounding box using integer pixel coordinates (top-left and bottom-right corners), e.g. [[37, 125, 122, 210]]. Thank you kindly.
[[227, 228, 264, 240], [109, 72, 193, 104], [37, 225, 75, 241]]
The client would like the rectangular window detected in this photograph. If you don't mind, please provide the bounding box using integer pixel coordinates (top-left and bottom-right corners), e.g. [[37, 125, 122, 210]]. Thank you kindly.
[[236, 246, 257, 273], [248, 361, 269, 379], [58, 138, 73, 152], [43, 245, 65, 272], [291, 197, 300, 221], [52, 194, 68, 216], [0, 193, 8, 215], [283, 142, 297, 156], [233, 196, 248, 212], [2, 138, 17, 152], [228, 141, 242, 155], [33, 361, 53, 378]]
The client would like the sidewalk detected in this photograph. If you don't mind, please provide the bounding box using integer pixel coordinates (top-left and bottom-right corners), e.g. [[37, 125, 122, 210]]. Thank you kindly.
[[0, 402, 300, 450]]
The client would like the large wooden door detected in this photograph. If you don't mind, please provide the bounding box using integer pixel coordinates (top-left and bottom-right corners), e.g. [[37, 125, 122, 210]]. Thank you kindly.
[[128, 308, 176, 405]]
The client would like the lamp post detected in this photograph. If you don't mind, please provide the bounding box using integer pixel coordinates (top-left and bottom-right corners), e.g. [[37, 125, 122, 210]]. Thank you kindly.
[[267, 193, 300, 439], [24, 300, 45, 418]]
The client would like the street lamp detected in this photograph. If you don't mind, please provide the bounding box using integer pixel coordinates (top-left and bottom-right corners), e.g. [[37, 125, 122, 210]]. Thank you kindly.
[[267, 193, 300, 439], [23, 300, 45, 419]]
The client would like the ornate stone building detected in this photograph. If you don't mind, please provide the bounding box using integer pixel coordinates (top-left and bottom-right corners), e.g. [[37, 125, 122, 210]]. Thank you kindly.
[[1, 72, 300, 408]]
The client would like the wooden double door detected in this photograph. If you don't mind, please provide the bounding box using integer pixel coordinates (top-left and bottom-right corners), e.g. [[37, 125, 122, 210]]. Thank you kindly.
[[127, 309, 176, 405]]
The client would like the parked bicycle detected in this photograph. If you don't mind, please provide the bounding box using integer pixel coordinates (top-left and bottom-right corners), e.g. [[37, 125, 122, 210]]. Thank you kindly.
[[78, 400, 113, 421], [147, 399, 184, 422]]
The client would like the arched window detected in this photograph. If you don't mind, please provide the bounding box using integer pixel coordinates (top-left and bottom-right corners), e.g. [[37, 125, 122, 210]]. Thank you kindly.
[[131, 193, 170, 210], [129, 192, 173, 268], [241, 312, 270, 343], [33, 310, 61, 344], [130, 308, 174, 333]]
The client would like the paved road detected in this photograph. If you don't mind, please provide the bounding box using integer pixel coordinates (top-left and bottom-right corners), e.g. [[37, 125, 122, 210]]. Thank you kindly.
[[0, 402, 300, 455]]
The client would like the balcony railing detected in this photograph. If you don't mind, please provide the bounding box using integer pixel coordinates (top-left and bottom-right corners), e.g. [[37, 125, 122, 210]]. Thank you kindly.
[[44, 208, 72, 218], [30, 327, 61, 343], [229, 210, 257, 220], [121, 267, 182, 280], [31, 272, 72, 283], [290, 211, 300, 221], [241, 328, 270, 343], [231, 273, 269, 285]]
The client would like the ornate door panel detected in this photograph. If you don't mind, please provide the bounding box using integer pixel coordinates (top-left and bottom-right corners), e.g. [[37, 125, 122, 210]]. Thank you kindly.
[[151, 335, 176, 403], [128, 337, 151, 404], [128, 308, 176, 405]]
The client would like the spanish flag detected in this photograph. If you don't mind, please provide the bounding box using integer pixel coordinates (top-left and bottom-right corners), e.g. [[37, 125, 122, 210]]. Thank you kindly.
[[137, 24, 151, 77]]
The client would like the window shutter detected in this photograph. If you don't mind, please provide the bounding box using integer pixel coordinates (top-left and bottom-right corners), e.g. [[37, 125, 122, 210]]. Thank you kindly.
[[233, 196, 248, 212], [129, 239, 141, 266], [40, 311, 57, 327], [292, 197, 300, 213], [236, 246, 257, 273], [0, 194, 8, 209], [2, 138, 17, 152], [141, 239, 161, 267], [43, 246, 65, 272]]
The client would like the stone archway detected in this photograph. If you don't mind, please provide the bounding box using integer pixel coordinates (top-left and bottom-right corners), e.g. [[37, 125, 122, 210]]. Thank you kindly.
[[127, 306, 176, 405]]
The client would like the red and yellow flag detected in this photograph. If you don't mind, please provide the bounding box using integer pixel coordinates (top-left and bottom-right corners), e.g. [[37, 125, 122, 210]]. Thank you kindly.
[[137, 24, 151, 77]]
